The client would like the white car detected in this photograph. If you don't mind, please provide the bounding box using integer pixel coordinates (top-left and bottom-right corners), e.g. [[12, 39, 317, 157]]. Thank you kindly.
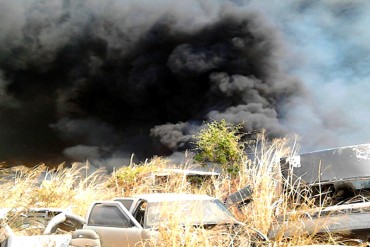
[[114, 193, 241, 229], [81, 193, 255, 247]]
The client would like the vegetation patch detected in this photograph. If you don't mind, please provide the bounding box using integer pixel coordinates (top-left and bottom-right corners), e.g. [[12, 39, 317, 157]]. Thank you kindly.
[[0, 121, 354, 246]]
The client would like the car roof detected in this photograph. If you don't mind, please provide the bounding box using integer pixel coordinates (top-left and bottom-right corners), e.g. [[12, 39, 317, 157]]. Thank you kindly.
[[131, 193, 215, 203]]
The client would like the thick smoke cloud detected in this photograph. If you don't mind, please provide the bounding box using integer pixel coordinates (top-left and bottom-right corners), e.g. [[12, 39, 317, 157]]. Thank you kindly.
[[245, 0, 370, 151], [0, 0, 301, 167], [5, 0, 368, 167]]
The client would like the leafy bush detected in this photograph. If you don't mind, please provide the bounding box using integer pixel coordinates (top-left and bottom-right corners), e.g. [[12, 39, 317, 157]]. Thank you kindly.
[[193, 120, 245, 176]]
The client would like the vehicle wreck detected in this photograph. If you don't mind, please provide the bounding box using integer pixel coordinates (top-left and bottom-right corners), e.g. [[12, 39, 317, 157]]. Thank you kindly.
[[113, 193, 241, 229], [221, 143, 370, 242], [277, 143, 370, 242], [281, 143, 370, 191], [0, 193, 256, 247], [0, 207, 84, 247]]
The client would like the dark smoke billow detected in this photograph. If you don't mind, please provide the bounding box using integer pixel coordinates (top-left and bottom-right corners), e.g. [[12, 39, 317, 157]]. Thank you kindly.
[[0, 0, 302, 167]]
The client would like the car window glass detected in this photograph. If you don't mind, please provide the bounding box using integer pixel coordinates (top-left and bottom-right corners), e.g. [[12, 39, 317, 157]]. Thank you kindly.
[[115, 199, 134, 211], [88, 204, 133, 228], [146, 199, 234, 228]]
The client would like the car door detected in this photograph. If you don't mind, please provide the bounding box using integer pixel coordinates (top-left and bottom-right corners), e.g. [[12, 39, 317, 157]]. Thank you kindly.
[[84, 202, 150, 247]]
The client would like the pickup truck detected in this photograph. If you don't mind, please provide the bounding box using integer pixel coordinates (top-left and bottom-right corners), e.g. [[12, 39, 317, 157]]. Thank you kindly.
[[80, 193, 243, 247], [0, 193, 246, 247]]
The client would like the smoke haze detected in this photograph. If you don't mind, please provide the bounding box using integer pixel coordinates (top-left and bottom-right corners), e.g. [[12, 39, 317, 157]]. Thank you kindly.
[[0, 0, 369, 167], [247, 0, 370, 151]]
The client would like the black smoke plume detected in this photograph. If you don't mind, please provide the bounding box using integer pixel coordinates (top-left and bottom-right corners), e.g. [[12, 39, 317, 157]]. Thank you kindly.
[[0, 0, 302, 167]]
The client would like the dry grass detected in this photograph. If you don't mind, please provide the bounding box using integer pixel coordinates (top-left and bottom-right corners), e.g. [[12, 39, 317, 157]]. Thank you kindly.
[[0, 162, 113, 216], [0, 133, 360, 246], [107, 157, 165, 196]]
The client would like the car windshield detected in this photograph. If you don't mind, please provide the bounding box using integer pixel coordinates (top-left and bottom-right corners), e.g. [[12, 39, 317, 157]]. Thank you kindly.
[[145, 199, 235, 228]]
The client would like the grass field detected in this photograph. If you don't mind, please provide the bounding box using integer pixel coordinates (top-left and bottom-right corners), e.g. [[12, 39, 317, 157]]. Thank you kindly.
[[0, 134, 359, 246]]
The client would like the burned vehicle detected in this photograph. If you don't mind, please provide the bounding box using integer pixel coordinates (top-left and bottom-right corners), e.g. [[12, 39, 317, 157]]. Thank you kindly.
[[281, 143, 370, 194], [0, 207, 84, 247], [222, 143, 370, 242], [278, 143, 370, 241]]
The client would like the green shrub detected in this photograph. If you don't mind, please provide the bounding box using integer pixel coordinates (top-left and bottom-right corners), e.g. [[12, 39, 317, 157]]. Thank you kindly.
[[193, 120, 245, 176]]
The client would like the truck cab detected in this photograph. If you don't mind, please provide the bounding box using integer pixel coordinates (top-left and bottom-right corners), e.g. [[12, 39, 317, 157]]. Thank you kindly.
[[82, 193, 245, 247], [84, 201, 150, 247], [113, 193, 241, 230]]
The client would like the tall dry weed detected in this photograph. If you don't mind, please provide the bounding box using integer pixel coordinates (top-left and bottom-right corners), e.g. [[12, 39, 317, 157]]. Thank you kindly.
[[108, 156, 170, 196], [0, 132, 347, 246], [0, 162, 112, 216]]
